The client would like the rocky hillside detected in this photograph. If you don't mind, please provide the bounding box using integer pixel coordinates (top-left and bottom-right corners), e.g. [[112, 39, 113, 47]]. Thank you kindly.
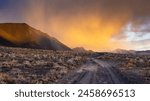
[[0, 23, 71, 51]]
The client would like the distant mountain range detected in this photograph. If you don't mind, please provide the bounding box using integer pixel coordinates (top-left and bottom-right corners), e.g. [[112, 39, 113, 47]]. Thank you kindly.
[[113, 49, 136, 54], [0, 23, 71, 50], [113, 49, 150, 55], [136, 50, 150, 55]]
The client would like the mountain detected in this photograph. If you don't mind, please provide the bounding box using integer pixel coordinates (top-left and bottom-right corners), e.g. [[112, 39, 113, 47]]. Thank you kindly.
[[73, 47, 86, 52], [73, 47, 94, 53], [0, 23, 71, 50], [136, 50, 150, 55], [113, 49, 136, 54]]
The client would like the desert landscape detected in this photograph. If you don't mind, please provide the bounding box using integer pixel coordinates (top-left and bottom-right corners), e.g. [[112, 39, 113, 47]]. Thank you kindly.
[[0, 46, 89, 84], [0, 45, 150, 84], [0, 0, 150, 84]]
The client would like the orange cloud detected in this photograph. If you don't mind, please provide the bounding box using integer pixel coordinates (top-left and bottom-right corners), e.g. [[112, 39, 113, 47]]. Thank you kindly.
[[23, 1, 133, 51]]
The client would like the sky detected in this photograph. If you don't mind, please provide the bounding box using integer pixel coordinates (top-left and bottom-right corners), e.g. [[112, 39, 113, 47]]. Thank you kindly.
[[0, 0, 150, 51]]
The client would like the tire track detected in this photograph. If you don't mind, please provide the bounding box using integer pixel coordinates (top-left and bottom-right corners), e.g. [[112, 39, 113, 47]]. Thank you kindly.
[[57, 59, 123, 84], [92, 59, 122, 84]]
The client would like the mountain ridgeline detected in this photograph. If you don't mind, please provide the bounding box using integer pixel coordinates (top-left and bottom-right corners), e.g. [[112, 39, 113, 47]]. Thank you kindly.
[[0, 23, 71, 50]]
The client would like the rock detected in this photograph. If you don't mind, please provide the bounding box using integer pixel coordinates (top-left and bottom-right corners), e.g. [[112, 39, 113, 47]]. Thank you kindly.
[[138, 59, 145, 63], [24, 61, 31, 66], [67, 58, 75, 65]]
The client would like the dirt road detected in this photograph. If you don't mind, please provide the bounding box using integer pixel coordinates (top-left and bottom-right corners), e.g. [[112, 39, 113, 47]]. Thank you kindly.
[[93, 59, 122, 84], [58, 58, 123, 84]]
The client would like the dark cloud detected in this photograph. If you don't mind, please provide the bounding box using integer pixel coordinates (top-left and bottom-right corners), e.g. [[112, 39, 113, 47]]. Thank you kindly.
[[1, 0, 150, 28], [41, 0, 150, 17], [0, 0, 29, 22], [26, 0, 150, 31]]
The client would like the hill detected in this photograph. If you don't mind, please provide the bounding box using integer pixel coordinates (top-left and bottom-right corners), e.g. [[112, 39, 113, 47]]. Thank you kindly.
[[0, 23, 71, 50]]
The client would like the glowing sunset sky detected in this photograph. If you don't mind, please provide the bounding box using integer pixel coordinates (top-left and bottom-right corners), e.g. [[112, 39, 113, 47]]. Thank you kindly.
[[0, 0, 150, 51]]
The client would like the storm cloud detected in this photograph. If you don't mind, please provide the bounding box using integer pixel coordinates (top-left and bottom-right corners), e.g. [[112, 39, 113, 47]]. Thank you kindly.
[[1, 0, 150, 51]]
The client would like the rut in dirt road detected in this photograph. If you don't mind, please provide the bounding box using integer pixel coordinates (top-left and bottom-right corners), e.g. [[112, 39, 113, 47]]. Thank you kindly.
[[58, 61, 100, 84], [57, 59, 124, 84], [92, 59, 122, 84]]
